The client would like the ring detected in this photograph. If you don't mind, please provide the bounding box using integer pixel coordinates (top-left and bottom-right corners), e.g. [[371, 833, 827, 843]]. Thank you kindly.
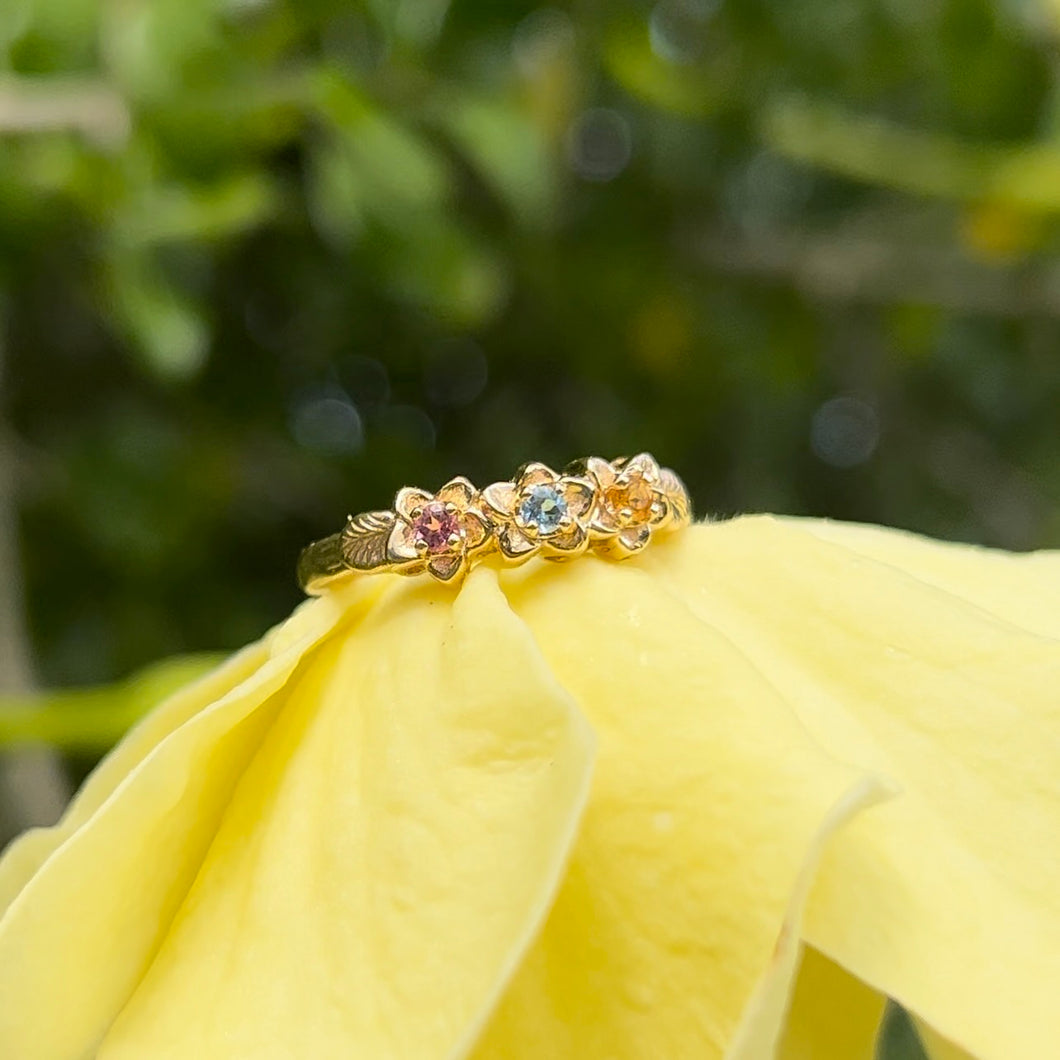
[[297, 452, 692, 594]]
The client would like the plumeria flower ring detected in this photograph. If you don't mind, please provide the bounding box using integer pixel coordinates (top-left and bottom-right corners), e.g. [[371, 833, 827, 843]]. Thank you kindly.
[[481, 462, 597, 562], [386, 477, 492, 582], [298, 453, 692, 593], [578, 451, 678, 557]]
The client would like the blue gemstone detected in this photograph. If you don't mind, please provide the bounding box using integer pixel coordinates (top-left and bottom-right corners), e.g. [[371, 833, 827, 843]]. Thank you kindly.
[[519, 484, 568, 535]]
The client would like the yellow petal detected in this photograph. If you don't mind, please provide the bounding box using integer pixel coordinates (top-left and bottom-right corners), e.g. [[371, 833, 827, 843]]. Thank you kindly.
[[777, 949, 886, 1060], [95, 567, 594, 1059], [780, 949, 886, 1060], [727, 778, 891, 1060], [796, 516, 1060, 638], [648, 516, 1060, 1060], [473, 554, 881, 1059], [918, 1022, 978, 1060], [0, 644, 272, 917], [4, 515, 1055, 1060], [0, 584, 376, 1058]]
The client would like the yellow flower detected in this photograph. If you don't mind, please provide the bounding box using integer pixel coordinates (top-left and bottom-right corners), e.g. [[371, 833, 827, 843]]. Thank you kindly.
[[1, 515, 1058, 1060]]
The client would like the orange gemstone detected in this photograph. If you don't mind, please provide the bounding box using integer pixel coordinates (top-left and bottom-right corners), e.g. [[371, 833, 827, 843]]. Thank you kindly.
[[604, 475, 654, 526]]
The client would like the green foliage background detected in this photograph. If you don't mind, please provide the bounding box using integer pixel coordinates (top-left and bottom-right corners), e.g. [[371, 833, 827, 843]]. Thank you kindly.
[[5, 1, 1057, 1052], [4, 0, 1060, 684]]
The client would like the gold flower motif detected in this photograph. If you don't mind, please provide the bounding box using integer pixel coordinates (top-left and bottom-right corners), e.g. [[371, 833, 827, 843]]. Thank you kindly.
[[481, 462, 596, 561], [387, 477, 491, 582], [581, 452, 672, 556]]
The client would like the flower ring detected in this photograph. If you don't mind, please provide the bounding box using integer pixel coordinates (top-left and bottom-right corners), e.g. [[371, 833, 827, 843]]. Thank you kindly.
[[575, 452, 685, 557], [388, 477, 493, 582], [480, 462, 596, 562], [297, 453, 692, 592]]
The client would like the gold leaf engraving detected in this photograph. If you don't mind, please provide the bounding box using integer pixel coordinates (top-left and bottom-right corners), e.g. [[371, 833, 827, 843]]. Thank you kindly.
[[660, 469, 692, 524], [342, 510, 396, 571]]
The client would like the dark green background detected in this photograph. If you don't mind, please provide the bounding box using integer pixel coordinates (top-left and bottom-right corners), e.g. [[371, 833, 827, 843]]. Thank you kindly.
[[5, 0, 1060, 683]]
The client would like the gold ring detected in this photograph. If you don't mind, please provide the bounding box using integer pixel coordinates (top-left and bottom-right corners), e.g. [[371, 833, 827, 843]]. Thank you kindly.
[[297, 452, 692, 594]]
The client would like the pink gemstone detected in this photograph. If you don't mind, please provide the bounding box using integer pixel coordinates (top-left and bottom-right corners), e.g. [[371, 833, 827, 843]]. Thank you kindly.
[[412, 501, 461, 554]]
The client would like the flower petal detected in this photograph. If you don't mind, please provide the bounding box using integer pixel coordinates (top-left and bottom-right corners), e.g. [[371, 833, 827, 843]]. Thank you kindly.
[[386, 519, 421, 562], [917, 1022, 978, 1060], [795, 516, 1060, 638], [559, 477, 596, 520], [93, 569, 595, 1060], [726, 776, 891, 1059], [583, 455, 616, 489], [589, 505, 623, 534], [460, 509, 492, 552], [620, 452, 661, 484], [427, 551, 466, 582], [0, 646, 268, 916], [474, 549, 880, 1059], [6, 515, 1057, 1060], [477, 517, 1060, 1059], [617, 524, 651, 552], [394, 486, 434, 522], [542, 522, 588, 554], [437, 476, 476, 509], [648, 496, 670, 527], [498, 523, 536, 559], [646, 516, 1060, 1060], [0, 587, 367, 1058], [778, 950, 886, 1060], [515, 462, 557, 487], [482, 481, 518, 518]]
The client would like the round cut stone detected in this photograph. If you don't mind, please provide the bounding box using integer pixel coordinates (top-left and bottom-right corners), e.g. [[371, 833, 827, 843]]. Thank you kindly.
[[519, 484, 568, 535], [604, 475, 654, 526], [412, 501, 461, 554]]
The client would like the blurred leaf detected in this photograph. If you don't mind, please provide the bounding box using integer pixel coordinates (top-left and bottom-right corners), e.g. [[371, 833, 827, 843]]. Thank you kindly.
[[0, 654, 224, 752], [431, 91, 557, 227], [765, 96, 1060, 213], [876, 1003, 929, 1060], [113, 171, 280, 247], [603, 23, 724, 119], [0, 1, 33, 53], [101, 0, 226, 101], [381, 215, 509, 325], [364, 0, 450, 50], [313, 69, 452, 218], [104, 251, 210, 379], [4, 0, 97, 70]]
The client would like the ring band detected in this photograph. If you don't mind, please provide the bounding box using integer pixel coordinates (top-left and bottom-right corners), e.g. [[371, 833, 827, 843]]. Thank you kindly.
[[297, 452, 692, 594]]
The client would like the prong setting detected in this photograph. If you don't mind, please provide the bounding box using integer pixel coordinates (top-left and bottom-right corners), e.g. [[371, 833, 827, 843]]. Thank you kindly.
[[300, 453, 691, 592]]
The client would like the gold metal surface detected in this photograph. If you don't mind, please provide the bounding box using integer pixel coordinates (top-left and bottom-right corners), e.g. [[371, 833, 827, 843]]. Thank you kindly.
[[298, 453, 692, 594]]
